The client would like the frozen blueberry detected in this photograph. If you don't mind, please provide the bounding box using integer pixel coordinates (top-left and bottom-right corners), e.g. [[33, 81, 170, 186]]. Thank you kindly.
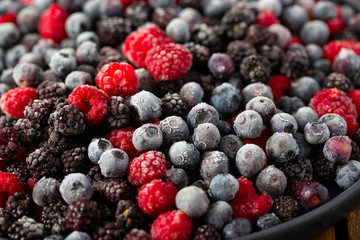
[[217, 120, 233, 136], [256, 165, 287, 198], [276, 96, 305, 114], [166, 167, 188, 190], [282, 5, 309, 33], [323, 136, 352, 164], [293, 107, 318, 132], [135, 68, 157, 92], [133, 123, 163, 151], [187, 102, 219, 129], [49, 49, 77, 78], [270, 113, 298, 134], [266, 132, 299, 163], [268, 24, 292, 49], [304, 121, 330, 144], [88, 138, 113, 164], [166, 18, 190, 43], [193, 123, 221, 151], [246, 96, 276, 123], [178, 7, 202, 29], [305, 44, 323, 63], [333, 48, 360, 78], [65, 71, 92, 91], [83, 0, 100, 20], [233, 110, 263, 139], [313, 59, 332, 75], [0, 83, 10, 96], [130, 90, 162, 122], [33, 0, 53, 12], [58, 0, 86, 12], [76, 41, 99, 66], [319, 113, 347, 137], [13, 62, 43, 87], [200, 151, 229, 184], [257, 0, 282, 16], [32, 177, 61, 207], [0, 23, 20, 48], [149, 0, 175, 8], [218, 134, 243, 159], [75, 31, 100, 47], [208, 53, 235, 79], [65, 12, 92, 39], [204, 201, 233, 230], [98, 0, 123, 17], [59, 173, 93, 204], [242, 82, 274, 103], [293, 132, 311, 157], [223, 218, 252, 240], [98, 148, 129, 177], [5, 44, 29, 68], [299, 182, 329, 210], [209, 83, 241, 116], [202, 0, 233, 18], [336, 160, 360, 189], [300, 20, 329, 45], [312, 1, 337, 21], [180, 82, 204, 109], [19, 52, 44, 67], [256, 213, 282, 230], [291, 76, 320, 103], [44, 235, 64, 240], [159, 116, 189, 146], [175, 186, 209, 218], [209, 173, 239, 201], [236, 144, 267, 178], [17, 6, 40, 34], [65, 231, 92, 240], [169, 141, 200, 170]]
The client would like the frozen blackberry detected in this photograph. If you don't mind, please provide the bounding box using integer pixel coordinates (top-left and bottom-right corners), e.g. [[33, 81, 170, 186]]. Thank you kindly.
[[323, 73, 351, 92], [271, 195, 301, 222], [280, 47, 310, 80], [0, 115, 18, 129], [26, 147, 61, 180], [310, 151, 337, 183], [24, 99, 52, 125], [196, 74, 221, 98], [155, 77, 187, 97], [8, 216, 45, 240], [226, 40, 256, 68], [244, 24, 273, 48], [107, 96, 130, 129], [87, 166, 104, 183], [351, 141, 360, 161], [278, 157, 313, 181], [124, 229, 152, 240], [5, 191, 33, 219], [0, 127, 20, 162], [191, 23, 222, 53], [184, 42, 210, 70], [115, 200, 146, 231], [94, 178, 131, 205], [0, 208, 11, 237], [65, 197, 102, 232], [125, 1, 153, 28], [240, 54, 271, 84], [42, 200, 68, 235], [97, 49, 127, 72], [42, 131, 76, 156], [151, 7, 176, 29], [193, 224, 221, 240], [61, 147, 89, 175], [97, 17, 132, 47], [161, 92, 187, 119], [93, 221, 126, 240], [7, 161, 31, 185], [36, 81, 67, 100], [260, 45, 284, 72], [14, 118, 42, 146], [48, 105, 86, 136]]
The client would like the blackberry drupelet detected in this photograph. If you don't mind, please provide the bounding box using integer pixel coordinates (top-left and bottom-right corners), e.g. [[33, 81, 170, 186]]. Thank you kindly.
[[124, 229, 152, 240], [14, 118, 42, 146], [125, 1, 153, 29], [278, 157, 313, 181], [7, 216, 46, 240], [42, 200, 68, 235], [36, 81, 67, 100], [0, 115, 18, 129], [0, 208, 11, 237], [280, 48, 310, 80], [184, 42, 210, 70], [191, 23, 222, 53], [41, 131, 76, 156], [0, 127, 20, 162], [226, 40, 256, 68], [196, 74, 221, 99], [97, 17, 132, 47], [107, 96, 130, 129], [87, 166, 105, 183], [26, 147, 61, 180], [151, 7, 177, 29], [323, 73, 351, 92], [48, 105, 86, 136], [244, 24, 274, 48], [115, 200, 146, 231], [7, 161, 31, 185], [94, 178, 131, 205], [155, 77, 188, 97], [193, 224, 221, 240], [24, 99, 52, 125], [161, 93, 187, 119], [5, 191, 33, 219], [61, 147, 89, 175], [240, 54, 272, 84], [93, 221, 126, 240], [311, 154, 337, 183], [271, 195, 301, 222], [261, 45, 285, 73]]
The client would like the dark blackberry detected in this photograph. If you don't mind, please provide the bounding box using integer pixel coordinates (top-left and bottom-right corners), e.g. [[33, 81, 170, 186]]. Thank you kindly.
[[278, 157, 313, 181], [125, 1, 153, 29], [197, 74, 221, 99], [0, 208, 11, 237], [183, 42, 210, 70], [155, 77, 186, 97], [14, 118, 42, 146], [42, 200, 68, 235], [115, 200, 146, 231], [94, 178, 131, 205], [271, 195, 301, 222], [124, 229, 152, 240], [97, 17, 132, 47], [41, 131, 76, 156], [93, 221, 126, 240], [151, 7, 176, 29], [191, 23, 222, 53], [96, 50, 127, 72], [352, 128, 360, 146], [0, 115, 18, 129], [240, 54, 272, 84], [26, 147, 61, 180], [65, 197, 102, 232], [24, 99, 52, 125], [7, 216, 46, 240], [107, 96, 130, 129], [87, 165, 105, 183], [0, 127, 20, 162], [226, 40, 256, 68], [61, 147, 89, 175], [161, 93, 187, 119], [310, 154, 336, 183], [193, 224, 221, 240], [244, 24, 274, 48], [351, 141, 360, 161], [280, 48, 310, 80], [323, 73, 351, 92], [5, 191, 33, 219], [36, 81, 67, 100], [7, 161, 31, 185], [260, 45, 285, 73], [48, 105, 86, 136]]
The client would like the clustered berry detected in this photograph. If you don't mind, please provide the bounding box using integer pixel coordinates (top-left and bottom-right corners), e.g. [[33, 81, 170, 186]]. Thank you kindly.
[[0, 1, 360, 240]]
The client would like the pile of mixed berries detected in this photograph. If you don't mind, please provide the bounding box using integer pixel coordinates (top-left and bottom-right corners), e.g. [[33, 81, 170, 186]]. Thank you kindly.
[[1, 0, 360, 239]]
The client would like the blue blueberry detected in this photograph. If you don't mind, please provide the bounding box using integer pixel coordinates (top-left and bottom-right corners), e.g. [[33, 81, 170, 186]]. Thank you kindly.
[[305, 44, 323, 63], [166, 167, 188, 190], [242, 82, 273, 103], [312, 1, 337, 21], [208, 53, 235, 79], [65, 231, 91, 240], [202, 0, 233, 18], [76, 31, 99, 47], [32, 177, 61, 207], [282, 5, 308, 33], [0, 23, 20, 49], [270, 113, 298, 134], [59, 173, 93, 204], [33, 0, 53, 12], [293, 132, 312, 157], [88, 138, 113, 164], [300, 20, 329, 45], [256, 165, 287, 197], [304, 121, 330, 144], [178, 7, 202, 29], [236, 144, 267, 178], [204, 201, 233, 230], [49, 49, 77, 78], [5, 44, 29, 68], [299, 182, 329, 210], [175, 186, 209, 218], [210, 83, 241, 116], [13, 62, 43, 87], [246, 96, 276, 123], [336, 160, 360, 189], [276, 96, 305, 114], [193, 123, 221, 151], [65, 12, 92, 39], [148, 0, 175, 8], [65, 71, 92, 91], [223, 218, 252, 239], [256, 213, 282, 230], [291, 76, 320, 103], [159, 116, 189, 146], [233, 110, 263, 139], [0, 83, 10, 96], [17, 7, 40, 34], [180, 82, 204, 109], [98, 148, 129, 178], [313, 59, 332, 74], [19, 52, 44, 67], [266, 132, 299, 163], [169, 141, 200, 170], [293, 106, 318, 132], [32, 38, 58, 60], [218, 134, 243, 159], [135, 68, 157, 92], [319, 113, 347, 137], [76, 41, 99, 66], [130, 90, 162, 123], [333, 48, 360, 78], [99, 0, 123, 17], [133, 123, 163, 151], [187, 102, 219, 129], [209, 173, 239, 201], [217, 120, 233, 136], [200, 151, 229, 184], [83, 0, 100, 20], [44, 235, 64, 240], [323, 136, 352, 164], [166, 18, 190, 43]]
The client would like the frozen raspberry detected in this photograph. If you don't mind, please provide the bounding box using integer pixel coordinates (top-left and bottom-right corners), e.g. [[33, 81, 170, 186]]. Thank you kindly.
[[128, 150, 167, 187], [0, 87, 38, 118], [68, 85, 110, 126], [290, 35, 302, 45], [309, 89, 358, 136], [151, 210, 193, 240], [138, 179, 177, 217], [145, 43, 192, 81], [242, 128, 271, 156], [0, 13, 17, 24], [38, 4, 68, 43], [327, 6, 346, 36], [106, 127, 141, 160], [267, 75, 292, 101], [229, 177, 272, 222], [323, 40, 360, 63], [122, 25, 173, 68], [0, 172, 24, 207], [347, 90, 360, 114], [95, 62, 139, 98], [256, 10, 279, 28]]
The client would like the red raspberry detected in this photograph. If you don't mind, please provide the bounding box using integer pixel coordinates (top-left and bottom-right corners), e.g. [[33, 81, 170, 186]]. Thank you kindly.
[[122, 25, 173, 68], [38, 4, 68, 43], [309, 89, 358, 136], [11, 147, 32, 162], [0, 13, 17, 24], [229, 177, 272, 222], [95, 62, 139, 98], [289, 35, 302, 45], [348, 90, 360, 114], [128, 150, 167, 186], [145, 43, 192, 81], [323, 40, 360, 63], [138, 179, 177, 217], [267, 75, 292, 101], [327, 6, 346, 36], [106, 127, 141, 160], [256, 10, 279, 27], [0, 86, 38, 118], [151, 210, 193, 240], [68, 85, 110, 126], [286, 180, 315, 201], [242, 128, 271, 157], [20, 0, 33, 5], [0, 172, 24, 207]]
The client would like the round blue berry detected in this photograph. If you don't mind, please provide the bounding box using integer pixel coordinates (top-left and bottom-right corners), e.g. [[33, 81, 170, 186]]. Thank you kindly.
[[266, 132, 299, 163], [256, 213, 281, 230], [291, 76, 320, 103], [0, 23, 20, 49], [159, 116, 189, 146], [304, 121, 330, 144], [300, 20, 329, 45], [210, 83, 241, 116], [246, 96, 276, 123], [333, 48, 360, 78], [193, 123, 221, 151], [180, 82, 204, 109], [242, 82, 273, 103], [319, 113, 347, 137], [178, 7, 202, 29], [65, 71, 92, 91], [88, 138, 113, 164], [312, 1, 337, 21], [13, 62, 43, 87], [98, 148, 129, 178], [204, 201, 233, 230], [305, 44, 324, 63], [76, 41, 99, 66], [166, 18, 190, 43], [208, 53, 235, 79], [209, 173, 239, 201], [32, 177, 61, 207], [270, 113, 298, 134], [236, 144, 267, 178], [218, 134, 243, 159], [166, 167, 188, 190], [130, 90, 162, 122], [65, 12, 92, 39], [65, 231, 91, 240], [293, 106, 318, 132], [135, 68, 157, 92], [293, 132, 311, 157], [200, 151, 229, 184], [223, 218, 252, 239], [187, 102, 219, 129], [133, 123, 163, 151], [175, 186, 210, 218], [256, 165, 287, 197], [49, 49, 77, 78], [282, 5, 308, 33], [336, 160, 360, 189], [59, 173, 93, 204], [233, 110, 263, 139], [169, 141, 200, 170]]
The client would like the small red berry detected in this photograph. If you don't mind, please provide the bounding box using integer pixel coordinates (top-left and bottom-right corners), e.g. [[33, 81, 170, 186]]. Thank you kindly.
[[256, 10, 279, 27], [323, 40, 360, 63], [0, 13, 17, 24], [327, 6, 346, 35], [38, 4, 68, 43], [0, 172, 24, 207], [106, 127, 141, 160], [267, 75, 292, 101], [347, 89, 360, 114]]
